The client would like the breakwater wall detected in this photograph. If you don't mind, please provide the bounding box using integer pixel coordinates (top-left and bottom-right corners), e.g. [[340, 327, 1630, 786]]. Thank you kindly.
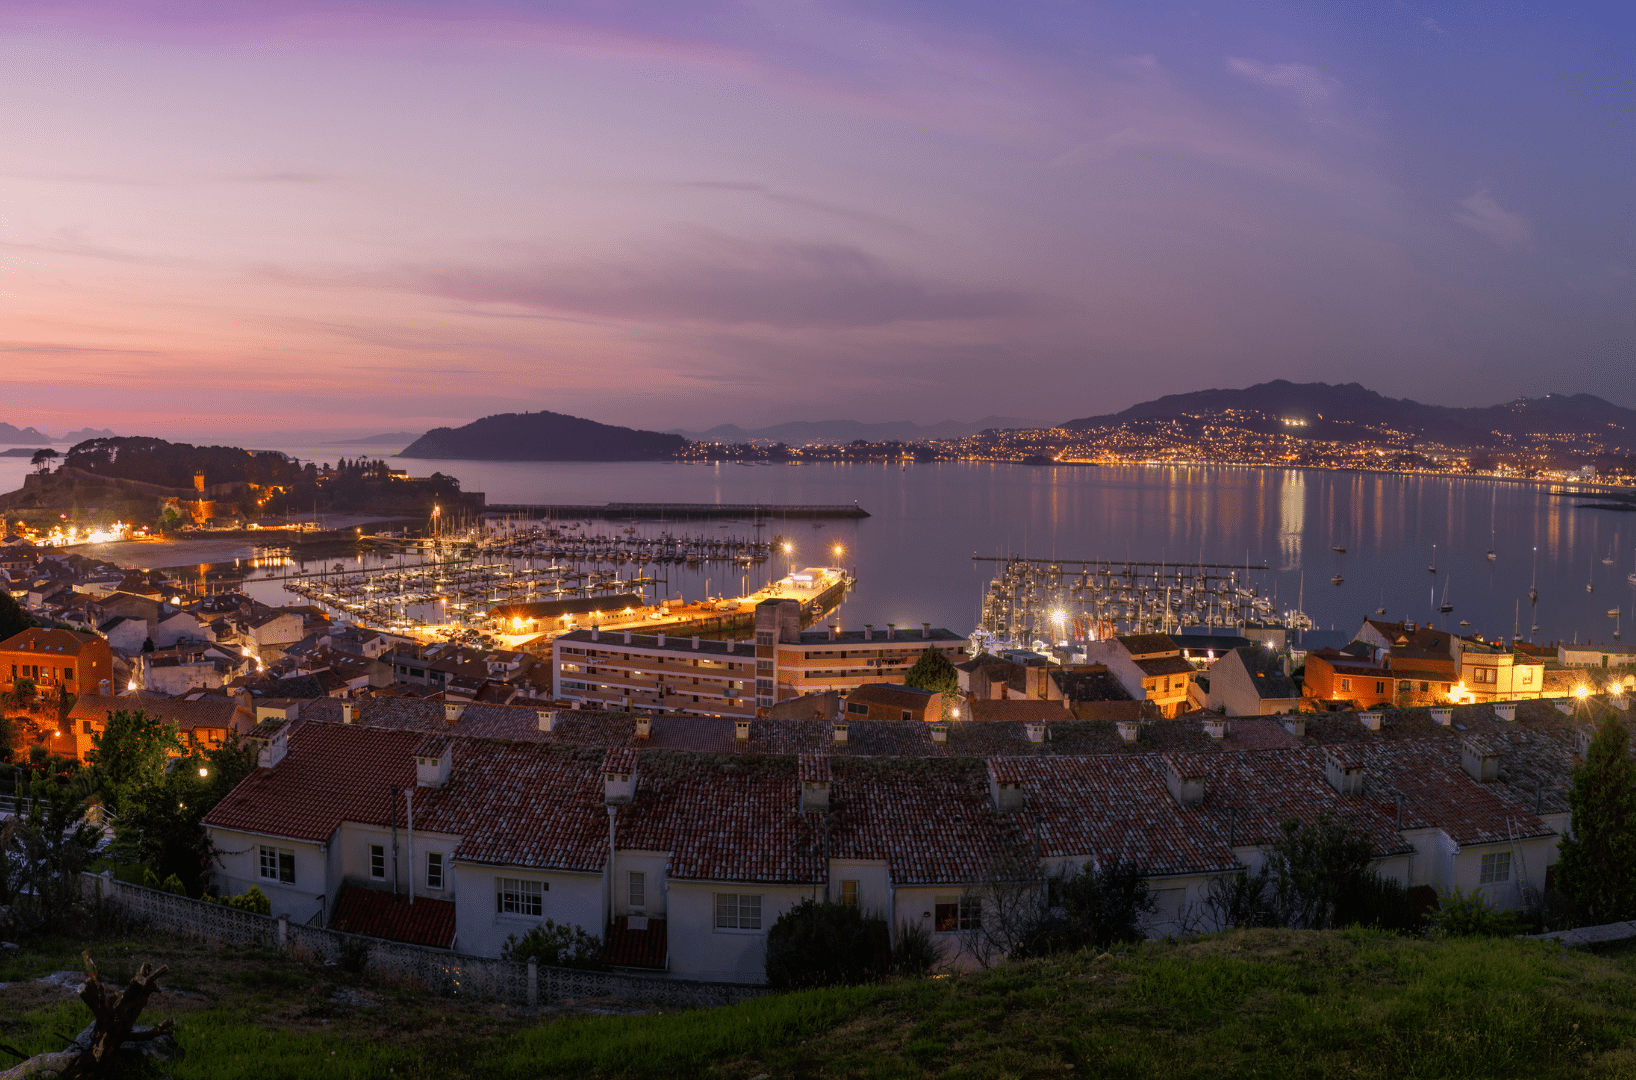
[[486, 502, 869, 520]]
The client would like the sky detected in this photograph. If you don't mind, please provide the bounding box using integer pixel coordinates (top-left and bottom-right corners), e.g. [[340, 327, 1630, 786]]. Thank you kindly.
[[1, 1, 1630, 441]]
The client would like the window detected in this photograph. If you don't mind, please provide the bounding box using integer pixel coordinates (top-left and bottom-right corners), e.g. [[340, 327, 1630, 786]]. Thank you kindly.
[[1340, 678, 1351, 692], [846, 701, 869, 715], [64, 666, 73, 681], [934, 896, 981, 932], [628, 871, 646, 910], [82, 720, 94, 735], [1473, 668, 1496, 685], [1375, 681, 1386, 695], [1520, 667, 1533, 685], [900, 709, 912, 722], [259, 845, 294, 884], [426, 852, 444, 890], [497, 877, 545, 916], [1420, 681, 1430, 693], [369, 844, 385, 880], [1480, 852, 1511, 885], [714, 893, 762, 930], [840, 880, 859, 907]]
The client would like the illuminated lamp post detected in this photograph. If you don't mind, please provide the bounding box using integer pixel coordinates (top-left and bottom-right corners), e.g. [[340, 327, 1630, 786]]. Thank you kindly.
[[784, 542, 793, 579]]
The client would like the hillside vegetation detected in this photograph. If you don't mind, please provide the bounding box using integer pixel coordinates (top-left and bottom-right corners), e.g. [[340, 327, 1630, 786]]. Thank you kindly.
[[4, 927, 1634, 1078], [400, 410, 686, 461]]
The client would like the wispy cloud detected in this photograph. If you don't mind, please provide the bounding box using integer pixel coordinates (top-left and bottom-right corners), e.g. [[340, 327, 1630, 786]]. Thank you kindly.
[[1226, 58, 1339, 104], [1454, 190, 1532, 248], [320, 236, 1032, 329]]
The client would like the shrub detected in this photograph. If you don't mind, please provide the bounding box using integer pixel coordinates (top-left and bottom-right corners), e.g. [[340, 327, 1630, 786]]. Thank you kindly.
[[207, 885, 272, 915], [1555, 712, 1636, 922], [501, 920, 605, 970], [142, 867, 162, 890], [1335, 870, 1427, 935], [338, 936, 371, 973], [1264, 814, 1374, 930], [160, 873, 187, 896], [890, 919, 939, 977], [764, 899, 890, 989], [1014, 857, 1156, 959], [1203, 870, 1277, 930], [1430, 886, 1527, 937]]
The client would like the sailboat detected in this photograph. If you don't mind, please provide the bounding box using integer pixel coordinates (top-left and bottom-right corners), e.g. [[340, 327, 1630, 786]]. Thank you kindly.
[[1439, 576, 1453, 614], [1602, 540, 1617, 566], [1587, 562, 1594, 594], [1528, 547, 1539, 604], [1376, 588, 1387, 616], [1428, 543, 1437, 574]]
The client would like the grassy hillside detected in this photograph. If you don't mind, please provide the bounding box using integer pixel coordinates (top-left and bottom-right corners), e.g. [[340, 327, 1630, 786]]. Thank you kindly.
[[4, 927, 1634, 1078]]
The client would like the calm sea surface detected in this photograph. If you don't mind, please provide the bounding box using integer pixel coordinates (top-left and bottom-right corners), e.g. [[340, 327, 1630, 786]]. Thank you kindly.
[[5, 450, 1630, 646]]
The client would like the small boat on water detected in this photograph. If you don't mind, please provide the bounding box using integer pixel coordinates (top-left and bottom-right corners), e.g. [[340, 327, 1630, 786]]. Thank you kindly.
[[1459, 619, 1470, 627], [1429, 544, 1438, 574], [1529, 547, 1539, 603], [1439, 576, 1454, 614], [1332, 544, 1346, 553], [1330, 574, 1344, 585]]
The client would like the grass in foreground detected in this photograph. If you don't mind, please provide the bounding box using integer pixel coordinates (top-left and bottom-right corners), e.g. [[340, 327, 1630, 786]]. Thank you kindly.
[[4, 927, 1635, 1078]]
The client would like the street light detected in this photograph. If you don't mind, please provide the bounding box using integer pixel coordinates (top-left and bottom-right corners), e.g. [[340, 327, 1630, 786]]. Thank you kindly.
[[198, 767, 209, 778]]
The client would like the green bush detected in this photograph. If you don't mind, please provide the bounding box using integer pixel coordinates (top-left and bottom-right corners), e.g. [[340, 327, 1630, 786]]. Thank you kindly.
[[161, 873, 188, 896], [1017, 857, 1156, 958], [1335, 871, 1427, 935], [1430, 886, 1527, 937], [142, 867, 162, 890], [765, 899, 890, 989], [889, 919, 939, 977], [501, 920, 605, 970], [207, 885, 272, 915]]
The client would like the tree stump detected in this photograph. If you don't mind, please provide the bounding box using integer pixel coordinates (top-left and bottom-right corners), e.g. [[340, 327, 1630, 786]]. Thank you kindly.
[[0, 951, 176, 1079]]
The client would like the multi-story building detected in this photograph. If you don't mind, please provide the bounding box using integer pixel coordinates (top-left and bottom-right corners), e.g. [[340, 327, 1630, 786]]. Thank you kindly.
[[549, 599, 966, 718], [1083, 634, 1194, 717], [0, 627, 115, 701]]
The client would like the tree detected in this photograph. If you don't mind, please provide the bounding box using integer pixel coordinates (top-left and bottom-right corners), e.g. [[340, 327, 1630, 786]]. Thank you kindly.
[[30, 448, 58, 473], [903, 648, 959, 695], [156, 506, 184, 535], [1014, 857, 1156, 958], [765, 899, 891, 988], [500, 920, 605, 969], [0, 589, 35, 640], [1, 750, 98, 930], [1555, 713, 1636, 923], [116, 737, 257, 894], [89, 709, 181, 813], [1263, 814, 1375, 930]]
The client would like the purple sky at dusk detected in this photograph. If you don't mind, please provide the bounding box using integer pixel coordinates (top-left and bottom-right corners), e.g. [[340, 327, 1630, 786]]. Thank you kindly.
[[2, 1, 1630, 441]]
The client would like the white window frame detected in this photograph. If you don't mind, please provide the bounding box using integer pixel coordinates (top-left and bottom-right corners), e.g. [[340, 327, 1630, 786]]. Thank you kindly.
[[934, 895, 981, 933], [1479, 851, 1511, 885], [369, 844, 385, 880], [496, 877, 544, 917], [426, 851, 444, 891], [714, 892, 763, 931], [259, 845, 295, 884], [628, 871, 646, 911]]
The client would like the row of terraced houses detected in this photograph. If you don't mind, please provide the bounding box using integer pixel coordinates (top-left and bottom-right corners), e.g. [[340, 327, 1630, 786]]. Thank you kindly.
[[198, 694, 1608, 983]]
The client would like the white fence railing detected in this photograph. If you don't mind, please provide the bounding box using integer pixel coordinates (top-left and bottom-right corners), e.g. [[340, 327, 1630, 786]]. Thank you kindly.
[[81, 873, 762, 1009]]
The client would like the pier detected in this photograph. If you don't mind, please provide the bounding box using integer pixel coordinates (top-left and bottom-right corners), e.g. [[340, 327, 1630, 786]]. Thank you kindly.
[[484, 502, 869, 520]]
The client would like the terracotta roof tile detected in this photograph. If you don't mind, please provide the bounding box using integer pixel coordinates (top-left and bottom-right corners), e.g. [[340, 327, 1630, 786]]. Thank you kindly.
[[329, 885, 457, 949]]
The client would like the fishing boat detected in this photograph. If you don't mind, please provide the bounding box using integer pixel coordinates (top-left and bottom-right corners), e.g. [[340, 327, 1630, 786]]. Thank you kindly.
[[1439, 576, 1453, 614]]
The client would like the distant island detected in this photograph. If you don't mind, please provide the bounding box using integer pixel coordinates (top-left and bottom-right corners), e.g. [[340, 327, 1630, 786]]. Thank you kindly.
[[325, 431, 424, 446], [399, 410, 686, 461], [61, 426, 118, 442], [0, 422, 54, 444], [0, 447, 47, 458]]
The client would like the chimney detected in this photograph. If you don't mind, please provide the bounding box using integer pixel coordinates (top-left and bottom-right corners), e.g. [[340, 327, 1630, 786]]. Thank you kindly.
[[798, 753, 830, 812], [1359, 710, 1382, 732], [1323, 751, 1366, 795], [828, 624, 838, 642], [887, 624, 896, 641], [340, 702, 354, 724], [623, 629, 632, 644], [415, 742, 453, 787], [1282, 655, 1292, 677], [1461, 737, 1499, 783], [444, 702, 465, 725], [1280, 717, 1306, 738], [1163, 754, 1206, 807], [635, 715, 651, 739], [1024, 722, 1045, 744], [831, 721, 848, 744], [1117, 719, 1140, 744], [255, 729, 288, 769], [99, 679, 110, 694], [987, 760, 1024, 812], [1202, 717, 1226, 740], [734, 718, 750, 741], [1574, 726, 1593, 758], [592, 627, 599, 642], [1493, 702, 1517, 722], [692, 636, 700, 650], [864, 625, 873, 642], [656, 631, 665, 647], [929, 721, 949, 744], [603, 747, 638, 804], [1430, 707, 1453, 726], [537, 709, 557, 733], [726, 639, 735, 653]]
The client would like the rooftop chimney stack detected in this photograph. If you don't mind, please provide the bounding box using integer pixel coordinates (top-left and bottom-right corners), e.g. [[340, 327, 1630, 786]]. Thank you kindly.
[[1164, 754, 1206, 806], [887, 624, 896, 641], [831, 722, 849, 744], [987, 761, 1025, 812], [922, 623, 930, 640], [415, 743, 453, 787], [864, 625, 873, 642], [828, 624, 838, 641], [341, 702, 354, 724], [1117, 719, 1140, 744], [592, 627, 599, 642], [1461, 737, 1499, 783], [635, 715, 651, 739], [798, 753, 830, 812], [602, 748, 638, 804], [656, 631, 665, 647], [735, 718, 751, 741], [537, 709, 556, 733], [726, 639, 735, 653], [443, 702, 465, 725], [624, 630, 632, 644], [1323, 751, 1366, 795], [692, 635, 700, 650]]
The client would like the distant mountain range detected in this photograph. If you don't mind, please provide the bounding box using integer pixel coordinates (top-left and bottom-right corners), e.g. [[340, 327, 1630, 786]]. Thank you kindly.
[[324, 431, 424, 447], [1061, 382, 1634, 445], [399, 411, 686, 461], [671, 416, 1040, 444], [62, 427, 118, 443], [0, 422, 55, 444]]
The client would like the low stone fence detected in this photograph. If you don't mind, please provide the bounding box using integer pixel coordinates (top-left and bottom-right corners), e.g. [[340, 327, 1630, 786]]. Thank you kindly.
[[81, 874, 762, 1009]]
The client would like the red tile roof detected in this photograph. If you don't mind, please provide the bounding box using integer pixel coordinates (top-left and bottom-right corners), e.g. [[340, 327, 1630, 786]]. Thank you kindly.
[[330, 885, 457, 949]]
